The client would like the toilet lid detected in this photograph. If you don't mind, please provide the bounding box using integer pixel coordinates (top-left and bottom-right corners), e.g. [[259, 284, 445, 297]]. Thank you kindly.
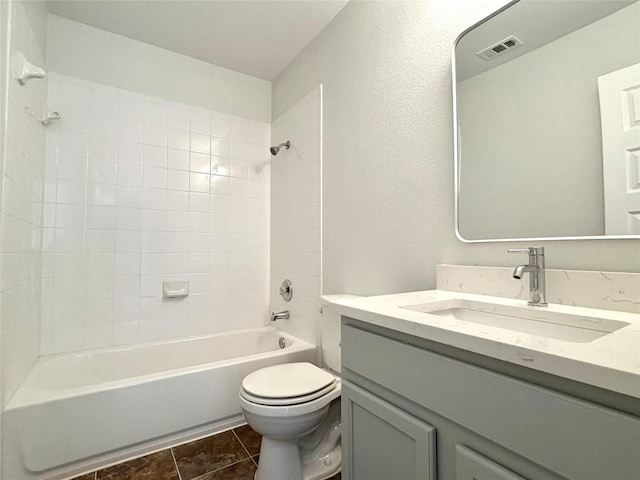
[[240, 382, 337, 406], [242, 362, 336, 399]]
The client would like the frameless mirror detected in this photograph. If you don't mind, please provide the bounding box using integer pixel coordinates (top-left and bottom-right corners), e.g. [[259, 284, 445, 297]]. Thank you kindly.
[[454, 0, 640, 242]]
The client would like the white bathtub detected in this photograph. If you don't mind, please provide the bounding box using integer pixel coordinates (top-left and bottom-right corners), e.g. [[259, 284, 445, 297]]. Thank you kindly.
[[3, 327, 316, 480]]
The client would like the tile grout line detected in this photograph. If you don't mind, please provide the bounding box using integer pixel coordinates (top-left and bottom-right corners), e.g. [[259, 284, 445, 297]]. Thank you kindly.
[[232, 429, 255, 462], [170, 448, 183, 480], [190, 457, 256, 480], [189, 431, 256, 480], [74, 427, 257, 480]]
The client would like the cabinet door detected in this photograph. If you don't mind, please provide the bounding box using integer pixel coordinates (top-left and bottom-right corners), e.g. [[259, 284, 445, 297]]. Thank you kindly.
[[342, 381, 436, 480]]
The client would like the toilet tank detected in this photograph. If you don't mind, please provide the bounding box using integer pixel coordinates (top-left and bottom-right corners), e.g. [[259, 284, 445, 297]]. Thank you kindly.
[[320, 295, 361, 374]]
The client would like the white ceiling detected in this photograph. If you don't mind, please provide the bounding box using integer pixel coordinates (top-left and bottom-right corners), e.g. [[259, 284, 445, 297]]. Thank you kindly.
[[46, 0, 349, 81]]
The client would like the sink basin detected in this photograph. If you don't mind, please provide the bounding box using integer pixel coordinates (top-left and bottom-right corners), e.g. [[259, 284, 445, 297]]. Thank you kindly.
[[401, 299, 630, 343]]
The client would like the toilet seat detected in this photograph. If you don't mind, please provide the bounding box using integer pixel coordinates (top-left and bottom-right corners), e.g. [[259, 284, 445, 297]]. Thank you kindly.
[[239, 381, 341, 417], [240, 362, 340, 414], [242, 362, 336, 399], [239, 361, 341, 419], [240, 382, 337, 406]]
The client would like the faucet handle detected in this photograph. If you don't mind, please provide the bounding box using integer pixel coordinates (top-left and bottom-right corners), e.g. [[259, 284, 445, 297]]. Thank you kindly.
[[508, 248, 533, 254], [508, 247, 544, 256]]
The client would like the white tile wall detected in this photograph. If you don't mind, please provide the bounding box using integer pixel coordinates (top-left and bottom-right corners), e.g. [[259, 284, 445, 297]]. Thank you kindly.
[[0, 0, 48, 407], [42, 74, 271, 354], [270, 85, 322, 345]]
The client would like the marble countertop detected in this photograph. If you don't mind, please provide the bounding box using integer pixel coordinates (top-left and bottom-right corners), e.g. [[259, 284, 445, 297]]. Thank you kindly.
[[325, 291, 640, 399]]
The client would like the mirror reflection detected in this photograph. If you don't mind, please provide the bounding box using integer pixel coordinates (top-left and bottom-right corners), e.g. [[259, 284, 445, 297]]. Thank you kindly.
[[455, 0, 640, 241]]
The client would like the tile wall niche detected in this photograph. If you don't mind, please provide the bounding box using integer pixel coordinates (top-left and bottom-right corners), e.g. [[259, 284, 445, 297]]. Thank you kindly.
[[270, 85, 322, 345], [42, 73, 271, 354]]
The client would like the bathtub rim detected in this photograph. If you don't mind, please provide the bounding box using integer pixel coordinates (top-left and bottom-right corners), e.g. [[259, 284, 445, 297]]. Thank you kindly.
[[7, 327, 315, 409]]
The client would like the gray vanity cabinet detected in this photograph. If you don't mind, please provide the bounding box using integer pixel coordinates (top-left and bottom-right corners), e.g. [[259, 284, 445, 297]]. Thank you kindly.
[[341, 321, 640, 480], [342, 381, 437, 480]]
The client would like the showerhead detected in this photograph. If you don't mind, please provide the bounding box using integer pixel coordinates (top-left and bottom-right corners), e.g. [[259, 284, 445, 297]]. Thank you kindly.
[[270, 141, 291, 156]]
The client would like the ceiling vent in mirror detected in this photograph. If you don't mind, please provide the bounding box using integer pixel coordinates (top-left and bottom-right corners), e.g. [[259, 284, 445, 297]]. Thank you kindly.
[[476, 36, 523, 61]]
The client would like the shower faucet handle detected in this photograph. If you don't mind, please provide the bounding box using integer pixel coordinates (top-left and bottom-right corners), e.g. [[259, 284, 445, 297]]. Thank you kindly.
[[279, 279, 293, 302]]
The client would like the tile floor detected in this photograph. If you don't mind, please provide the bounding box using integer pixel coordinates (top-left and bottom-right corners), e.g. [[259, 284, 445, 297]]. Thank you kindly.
[[71, 424, 341, 480]]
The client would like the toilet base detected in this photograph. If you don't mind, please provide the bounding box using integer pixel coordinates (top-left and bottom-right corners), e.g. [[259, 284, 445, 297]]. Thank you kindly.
[[255, 437, 303, 480], [254, 441, 341, 480], [301, 444, 341, 480], [254, 400, 342, 480]]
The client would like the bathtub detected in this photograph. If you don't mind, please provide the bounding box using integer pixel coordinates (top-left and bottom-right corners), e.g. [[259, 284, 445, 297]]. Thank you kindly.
[[3, 327, 316, 480]]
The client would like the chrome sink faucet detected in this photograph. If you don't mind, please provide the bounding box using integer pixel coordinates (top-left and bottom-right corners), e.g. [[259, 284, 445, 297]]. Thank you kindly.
[[270, 310, 290, 322], [508, 247, 547, 306]]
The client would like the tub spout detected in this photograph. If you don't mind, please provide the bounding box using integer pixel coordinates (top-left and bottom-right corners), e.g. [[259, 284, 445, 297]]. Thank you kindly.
[[271, 310, 290, 322]]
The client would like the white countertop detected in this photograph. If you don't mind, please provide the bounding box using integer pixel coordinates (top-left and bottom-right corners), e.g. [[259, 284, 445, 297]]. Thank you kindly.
[[325, 291, 640, 399]]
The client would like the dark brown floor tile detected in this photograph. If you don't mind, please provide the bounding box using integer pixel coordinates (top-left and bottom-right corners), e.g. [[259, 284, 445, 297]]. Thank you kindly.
[[327, 473, 341, 480], [196, 459, 257, 480], [233, 425, 262, 456], [71, 473, 95, 480], [97, 450, 178, 480], [173, 431, 249, 480]]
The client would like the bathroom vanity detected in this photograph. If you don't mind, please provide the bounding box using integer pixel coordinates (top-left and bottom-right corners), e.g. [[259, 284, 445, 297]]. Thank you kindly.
[[328, 267, 640, 480], [331, 0, 640, 475]]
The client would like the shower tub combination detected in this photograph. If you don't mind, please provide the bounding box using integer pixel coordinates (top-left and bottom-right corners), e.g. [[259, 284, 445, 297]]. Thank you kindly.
[[4, 327, 315, 480]]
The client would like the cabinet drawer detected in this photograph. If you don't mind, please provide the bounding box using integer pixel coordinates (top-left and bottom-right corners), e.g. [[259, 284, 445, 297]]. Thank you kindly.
[[456, 445, 527, 480], [342, 324, 640, 480]]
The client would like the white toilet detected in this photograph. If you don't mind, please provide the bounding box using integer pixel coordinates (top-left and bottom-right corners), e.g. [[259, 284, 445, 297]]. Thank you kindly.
[[239, 296, 352, 480]]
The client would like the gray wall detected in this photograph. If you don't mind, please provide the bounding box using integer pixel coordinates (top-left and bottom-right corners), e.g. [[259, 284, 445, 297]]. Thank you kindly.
[[47, 15, 271, 122], [272, 0, 640, 296], [457, 3, 640, 239]]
